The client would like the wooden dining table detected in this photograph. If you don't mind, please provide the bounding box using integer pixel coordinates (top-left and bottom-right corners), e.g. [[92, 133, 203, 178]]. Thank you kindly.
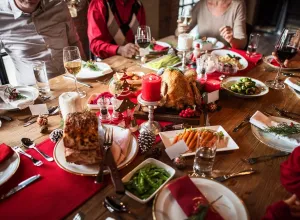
[[1, 35, 300, 220]]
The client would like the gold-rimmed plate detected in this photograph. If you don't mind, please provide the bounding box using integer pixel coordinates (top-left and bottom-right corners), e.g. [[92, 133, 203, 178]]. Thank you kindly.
[[152, 177, 249, 220], [0, 152, 20, 186], [53, 124, 138, 176]]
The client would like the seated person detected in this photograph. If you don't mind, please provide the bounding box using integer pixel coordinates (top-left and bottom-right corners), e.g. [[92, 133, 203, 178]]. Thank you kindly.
[[263, 147, 300, 219], [87, 0, 146, 59], [0, 0, 85, 85], [177, 0, 247, 49]]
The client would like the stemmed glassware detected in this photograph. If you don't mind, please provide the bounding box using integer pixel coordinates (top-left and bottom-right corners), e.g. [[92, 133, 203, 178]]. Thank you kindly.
[[180, 7, 192, 27], [265, 28, 300, 90], [136, 26, 151, 62], [63, 46, 86, 98]]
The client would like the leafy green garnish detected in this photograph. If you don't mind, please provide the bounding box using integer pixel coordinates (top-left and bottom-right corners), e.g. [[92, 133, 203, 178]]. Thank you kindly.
[[83, 60, 100, 71], [263, 123, 300, 136]]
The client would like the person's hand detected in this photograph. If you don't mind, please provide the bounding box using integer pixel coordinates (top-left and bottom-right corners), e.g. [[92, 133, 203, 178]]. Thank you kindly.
[[219, 26, 234, 44], [272, 50, 300, 67], [284, 194, 300, 217], [117, 43, 139, 58], [177, 19, 189, 35]]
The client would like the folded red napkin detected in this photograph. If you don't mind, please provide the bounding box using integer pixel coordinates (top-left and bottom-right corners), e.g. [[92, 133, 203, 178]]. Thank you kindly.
[[0, 143, 14, 164], [153, 43, 169, 51], [168, 176, 223, 219], [270, 58, 280, 67], [280, 146, 300, 197]]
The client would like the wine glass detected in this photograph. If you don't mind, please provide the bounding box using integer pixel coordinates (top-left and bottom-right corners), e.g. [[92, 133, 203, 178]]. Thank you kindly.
[[181, 7, 192, 26], [136, 26, 151, 62], [265, 28, 300, 90], [63, 46, 86, 98]]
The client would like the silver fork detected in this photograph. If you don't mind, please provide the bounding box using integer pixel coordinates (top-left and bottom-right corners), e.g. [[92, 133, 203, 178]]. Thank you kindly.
[[233, 114, 251, 132], [12, 146, 43, 166], [242, 151, 290, 165], [95, 127, 113, 183]]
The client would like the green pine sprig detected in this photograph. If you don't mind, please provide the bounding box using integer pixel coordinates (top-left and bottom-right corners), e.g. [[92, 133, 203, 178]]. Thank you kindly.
[[263, 123, 300, 136]]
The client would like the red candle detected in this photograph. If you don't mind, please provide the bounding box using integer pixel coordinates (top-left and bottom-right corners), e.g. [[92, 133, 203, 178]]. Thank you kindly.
[[142, 74, 161, 102]]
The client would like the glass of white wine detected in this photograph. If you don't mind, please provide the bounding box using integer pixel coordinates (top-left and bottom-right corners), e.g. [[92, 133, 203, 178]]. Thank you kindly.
[[63, 46, 86, 98], [181, 7, 192, 26]]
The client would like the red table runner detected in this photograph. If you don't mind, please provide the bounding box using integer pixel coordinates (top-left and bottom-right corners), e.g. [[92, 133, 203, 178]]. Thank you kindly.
[[204, 49, 262, 92], [0, 139, 104, 220]]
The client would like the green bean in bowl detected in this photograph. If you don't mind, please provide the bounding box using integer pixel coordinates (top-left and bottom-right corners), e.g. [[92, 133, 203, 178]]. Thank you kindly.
[[229, 77, 259, 95], [124, 164, 170, 200]]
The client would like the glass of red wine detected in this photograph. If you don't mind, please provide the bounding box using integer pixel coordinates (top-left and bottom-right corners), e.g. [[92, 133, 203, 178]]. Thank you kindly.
[[136, 26, 151, 62], [266, 28, 300, 90]]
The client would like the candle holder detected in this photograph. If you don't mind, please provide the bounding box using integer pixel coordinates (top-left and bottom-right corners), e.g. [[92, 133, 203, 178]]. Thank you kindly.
[[137, 94, 162, 135], [176, 47, 192, 71]]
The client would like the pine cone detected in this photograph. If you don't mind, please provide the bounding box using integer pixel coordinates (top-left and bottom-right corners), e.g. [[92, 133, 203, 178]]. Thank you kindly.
[[50, 129, 63, 143], [138, 130, 156, 154]]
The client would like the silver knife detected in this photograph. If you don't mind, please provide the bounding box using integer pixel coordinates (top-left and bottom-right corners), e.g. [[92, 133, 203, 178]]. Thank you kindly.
[[213, 169, 256, 182], [0, 175, 41, 200], [283, 72, 300, 78], [63, 75, 93, 88]]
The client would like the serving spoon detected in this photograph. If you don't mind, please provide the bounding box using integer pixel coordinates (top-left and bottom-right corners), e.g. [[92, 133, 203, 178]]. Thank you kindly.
[[21, 138, 54, 162], [104, 196, 141, 220]]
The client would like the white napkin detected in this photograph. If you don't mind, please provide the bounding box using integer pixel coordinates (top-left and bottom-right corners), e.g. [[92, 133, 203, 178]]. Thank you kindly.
[[250, 111, 300, 146], [0, 85, 34, 109], [285, 77, 300, 92]]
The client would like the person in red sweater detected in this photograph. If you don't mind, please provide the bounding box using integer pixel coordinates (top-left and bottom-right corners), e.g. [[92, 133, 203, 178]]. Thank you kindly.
[[87, 0, 146, 59], [263, 147, 300, 219]]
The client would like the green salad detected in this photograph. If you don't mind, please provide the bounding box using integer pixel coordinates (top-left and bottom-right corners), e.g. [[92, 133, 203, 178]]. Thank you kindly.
[[146, 55, 181, 69], [229, 77, 259, 95], [124, 164, 170, 199]]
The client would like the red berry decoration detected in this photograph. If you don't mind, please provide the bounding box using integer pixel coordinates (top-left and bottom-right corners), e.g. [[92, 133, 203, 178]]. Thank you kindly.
[[179, 108, 195, 118]]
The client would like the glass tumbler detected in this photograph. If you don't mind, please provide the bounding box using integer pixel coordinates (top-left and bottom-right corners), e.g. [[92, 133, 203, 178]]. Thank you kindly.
[[193, 131, 219, 177], [32, 61, 50, 94], [246, 33, 260, 57]]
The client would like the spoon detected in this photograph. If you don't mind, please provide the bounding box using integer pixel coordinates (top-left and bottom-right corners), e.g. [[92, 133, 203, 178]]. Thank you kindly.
[[21, 138, 54, 162], [104, 202, 123, 220], [105, 196, 141, 220]]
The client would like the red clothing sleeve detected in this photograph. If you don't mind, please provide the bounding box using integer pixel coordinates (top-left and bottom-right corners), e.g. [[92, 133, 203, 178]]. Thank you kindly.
[[88, 0, 119, 59], [281, 146, 300, 197], [262, 201, 292, 220]]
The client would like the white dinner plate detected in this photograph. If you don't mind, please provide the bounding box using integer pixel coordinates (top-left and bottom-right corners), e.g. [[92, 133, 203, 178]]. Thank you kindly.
[[0, 152, 20, 186], [153, 177, 249, 220], [76, 62, 113, 80], [251, 116, 300, 152], [0, 86, 39, 111], [53, 124, 138, 176], [108, 72, 144, 95], [193, 37, 225, 50], [211, 49, 248, 71], [149, 41, 171, 54], [263, 55, 300, 70], [159, 125, 239, 157], [221, 76, 269, 98]]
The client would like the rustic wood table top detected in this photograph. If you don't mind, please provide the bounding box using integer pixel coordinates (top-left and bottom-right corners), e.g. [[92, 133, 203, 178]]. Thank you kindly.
[[1, 36, 299, 220]]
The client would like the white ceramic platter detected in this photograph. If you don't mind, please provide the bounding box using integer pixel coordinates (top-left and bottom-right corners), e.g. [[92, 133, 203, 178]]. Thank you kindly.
[[0, 152, 20, 186], [159, 125, 239, 157], [221, 76, 269, 98], [211, 49, 248, 71], [53, 125, 138, 176], [76, 62, 113, 80], [153, 177, 249, 220], [251, 116, 300, 153]]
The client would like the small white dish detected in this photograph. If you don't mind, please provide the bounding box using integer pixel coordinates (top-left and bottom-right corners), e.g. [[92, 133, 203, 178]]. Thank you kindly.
[[193, 37, 225, 50], [122, 158, 175, 204], [149, 41, 171, 54]]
